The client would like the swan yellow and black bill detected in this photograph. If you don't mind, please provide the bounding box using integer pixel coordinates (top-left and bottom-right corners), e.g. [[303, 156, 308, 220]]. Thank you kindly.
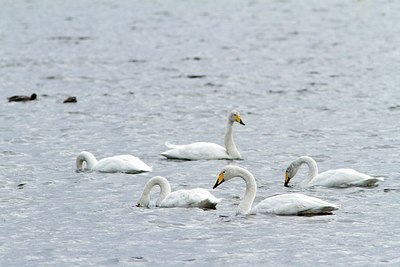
[[235, 114, 245, 125], [213, 172, 225, 189], [284, 171, 291, 187]]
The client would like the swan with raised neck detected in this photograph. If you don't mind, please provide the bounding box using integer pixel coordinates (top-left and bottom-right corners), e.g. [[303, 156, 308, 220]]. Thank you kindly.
[[160, 110, 245, 160], [213, 166, 255, 214], [224, 110, 244, 159]]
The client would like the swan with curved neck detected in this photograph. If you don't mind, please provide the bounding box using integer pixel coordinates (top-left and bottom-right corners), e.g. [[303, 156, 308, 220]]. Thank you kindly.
[[161, 110, 245, 160], [137, 176, 220, 209], [284, 156, 384, 188], [76, 151, 152, 174], [213, 165, 338, 216]]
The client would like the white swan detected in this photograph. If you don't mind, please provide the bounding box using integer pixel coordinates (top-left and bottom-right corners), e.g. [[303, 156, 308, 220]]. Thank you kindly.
[[213, 165, 338, 216], [76, 151, 152, 174], [137, 176, 221, 209], [284, 156, 384, 188], [161, 110, 245, 160]]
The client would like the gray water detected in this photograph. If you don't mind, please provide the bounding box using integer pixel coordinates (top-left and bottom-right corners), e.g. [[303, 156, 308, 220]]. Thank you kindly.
[[1, 0, 400, 266]]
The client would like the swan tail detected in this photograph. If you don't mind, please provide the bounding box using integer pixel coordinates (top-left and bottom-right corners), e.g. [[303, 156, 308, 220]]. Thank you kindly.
[[125, 167, 152, 174], [160, 142, 182, 159], [298, 205, 338, 216], [197, 200, 218, 210], [362, 177, 384, 187], [125, 161, 152, 173], [165, 141, 179, 149]]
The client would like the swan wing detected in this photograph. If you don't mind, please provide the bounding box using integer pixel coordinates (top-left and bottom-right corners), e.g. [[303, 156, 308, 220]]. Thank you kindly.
[[251, 193, 338, 216], [312, 169, 383, 187], [161, 142, 230, 160], [94, 155, 152, 173], [160, 188, 220, 209]]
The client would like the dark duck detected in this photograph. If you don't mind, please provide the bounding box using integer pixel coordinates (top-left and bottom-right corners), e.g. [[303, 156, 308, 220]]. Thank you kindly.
[[8, 93, 37, 102]]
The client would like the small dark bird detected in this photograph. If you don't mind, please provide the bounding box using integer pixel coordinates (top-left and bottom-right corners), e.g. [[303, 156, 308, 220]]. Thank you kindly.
[[8, 93, 37, 102], [63, 96, 77, 103]]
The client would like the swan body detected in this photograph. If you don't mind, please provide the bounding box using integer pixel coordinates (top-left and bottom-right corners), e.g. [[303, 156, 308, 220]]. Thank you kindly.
[[213, 165, 338, 216], [161, 111, 245, 160], [76, 151, 152, 174], [162, 142, 230, 160], [249, 193, 338, 216], [137, 176, 220, 209], [285, 156, 384, 188]]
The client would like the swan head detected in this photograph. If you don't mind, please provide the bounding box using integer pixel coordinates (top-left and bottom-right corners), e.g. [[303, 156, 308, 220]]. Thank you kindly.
[[213, 165, 238, 189], [136, 195, 150, 208], [284, 162, 300, 187], [229, 111, 245, 125]]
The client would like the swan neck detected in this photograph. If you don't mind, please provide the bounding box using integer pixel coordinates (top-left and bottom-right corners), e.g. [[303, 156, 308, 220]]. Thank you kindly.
[[301, 157, 319, 182], [76, 152, 98, 170], [236, 168, 256, 215], [141, 177, 172, 206], [224, 120, 240, 158]]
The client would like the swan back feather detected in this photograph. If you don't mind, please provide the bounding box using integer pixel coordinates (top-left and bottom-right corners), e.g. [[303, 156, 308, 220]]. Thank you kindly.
[[251, 193, 338, 215], [94, 155, 152, 173], [160, 188, 220, 209], [312, 169, 384, 187], [161, 142, 228, 160]]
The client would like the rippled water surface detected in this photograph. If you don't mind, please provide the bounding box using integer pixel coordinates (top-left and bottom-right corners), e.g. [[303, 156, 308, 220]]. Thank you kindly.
[[1, 0, 400, 266]]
